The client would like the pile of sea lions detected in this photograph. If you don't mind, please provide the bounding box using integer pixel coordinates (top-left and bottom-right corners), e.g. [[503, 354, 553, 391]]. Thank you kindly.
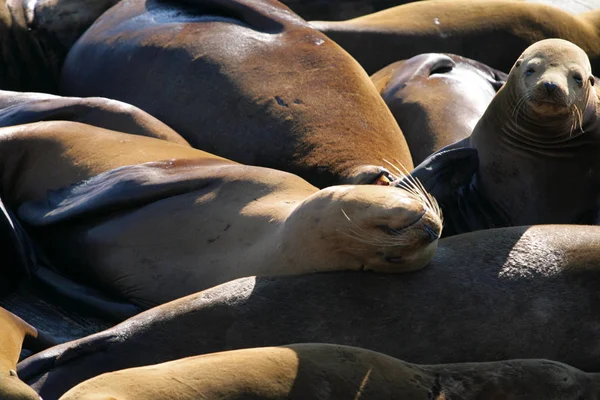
[[1, 0, 600, 398]]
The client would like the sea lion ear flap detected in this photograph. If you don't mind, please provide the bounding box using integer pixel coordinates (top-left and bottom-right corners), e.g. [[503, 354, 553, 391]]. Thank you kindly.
[[18, 161, 214, 226], [396, 140, 478, 201], [590, 75, 595, 86]]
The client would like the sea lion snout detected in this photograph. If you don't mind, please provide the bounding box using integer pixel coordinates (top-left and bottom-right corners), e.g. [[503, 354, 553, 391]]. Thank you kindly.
[[543, 81, 558, 92]]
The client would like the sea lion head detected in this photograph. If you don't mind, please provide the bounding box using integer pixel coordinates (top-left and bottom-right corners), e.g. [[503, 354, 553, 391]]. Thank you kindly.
[[510, 39, 596, 130], [281, 175, 442, 273]]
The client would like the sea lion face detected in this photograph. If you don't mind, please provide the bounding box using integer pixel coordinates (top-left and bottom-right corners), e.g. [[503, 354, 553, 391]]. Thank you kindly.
[[512, 39, 595, 119], [282, 182, 442, 273]]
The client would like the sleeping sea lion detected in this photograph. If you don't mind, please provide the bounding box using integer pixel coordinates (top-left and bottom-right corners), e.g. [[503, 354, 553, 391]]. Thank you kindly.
[[0, 120, 441, 314], [18, 224, 600, 398], [310, 0, 600, 75], [371, 53, 507, 164], [60, 0, 414, 188], [59, 344, 600, 400]]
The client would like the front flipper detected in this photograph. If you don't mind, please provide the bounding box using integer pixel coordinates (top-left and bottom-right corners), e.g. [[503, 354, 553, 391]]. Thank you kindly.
[[19, 159, 222, 226], [406, 143, 478, 200], [0, 195, 140, 319], [14, 160, 225, 318]]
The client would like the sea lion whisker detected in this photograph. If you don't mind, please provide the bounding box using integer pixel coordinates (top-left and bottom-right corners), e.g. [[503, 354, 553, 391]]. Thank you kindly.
[[387, 158, 442, 222], [338, 229, 409, 247], [340, 210, 414, 246]]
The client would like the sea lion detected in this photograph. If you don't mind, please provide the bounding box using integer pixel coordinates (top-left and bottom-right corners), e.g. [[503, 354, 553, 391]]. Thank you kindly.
[[0, 90, 187, 292], [0, 306, 54, 400], [59, 344, 600, 400], [18, 224, 600, 398], [310, 0, 600, 75], [60, 0, 414, 188], [411, 39, 600, 236], [0, 0, 120, 92], [0, 120, 441, 313], [371, 53, 507, 164], [0, 90, 188, 145]]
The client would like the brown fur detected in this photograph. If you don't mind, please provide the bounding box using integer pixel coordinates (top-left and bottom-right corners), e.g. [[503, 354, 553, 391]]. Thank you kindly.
[[19, 224, 600, 398], [60, 344, 600, 400], [0, 121, 440, 308], [371, 53, 506, 164], [60, 0, 414, 188], [468, 39, 600, 226], [311, 0, 600, 75]]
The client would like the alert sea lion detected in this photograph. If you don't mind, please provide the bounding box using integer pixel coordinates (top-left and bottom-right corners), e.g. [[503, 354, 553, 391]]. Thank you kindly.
[[371, 53, 507, 165], [59, 344, 600, 400], [18, 224, 600, 398], [310, 0, 600, 75], [0, 0, 120, 92], [0, 306, 54, 400], [60, 0, 415, 188], [0, 120, 441, 314], [411, 39, 600, 236], [0, 90, 188, 145]]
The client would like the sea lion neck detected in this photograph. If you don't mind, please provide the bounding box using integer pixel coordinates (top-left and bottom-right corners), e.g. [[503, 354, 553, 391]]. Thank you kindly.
[[472, 76, 596, 159]]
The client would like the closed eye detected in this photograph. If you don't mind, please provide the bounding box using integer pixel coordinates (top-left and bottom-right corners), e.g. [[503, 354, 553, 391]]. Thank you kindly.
[[525, 68, 535, 76], [573, 73, 583, 85]]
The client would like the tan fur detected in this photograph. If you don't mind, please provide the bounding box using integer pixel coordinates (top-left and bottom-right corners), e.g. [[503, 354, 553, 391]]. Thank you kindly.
[[469, 39, 600, 226], [0, 307, 41, 400], [0, 121, 441, 307], [59, 344, 600, 400], [19, 224, 600, 398], [311, 0, 600, 75]]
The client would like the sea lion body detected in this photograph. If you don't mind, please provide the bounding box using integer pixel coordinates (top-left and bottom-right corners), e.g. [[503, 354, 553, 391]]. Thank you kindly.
[[469, 38, 600, 226], [60, 0, 414, 187], [410, 39, 600, 236], [0, 306, 54, 400], [18, 224, 600, 398], [59, 344, 600, 400], [0, 0, 120, 92], [0, 120, 440, 310], [371, 53, 507, 164], [310, 0, 600, 75], [0, 90, 188, 145]]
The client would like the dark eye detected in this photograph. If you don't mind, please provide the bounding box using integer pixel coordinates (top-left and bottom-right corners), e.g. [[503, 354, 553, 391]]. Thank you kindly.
[[525, 68, 535, 76], [573, 73, 583, 85]]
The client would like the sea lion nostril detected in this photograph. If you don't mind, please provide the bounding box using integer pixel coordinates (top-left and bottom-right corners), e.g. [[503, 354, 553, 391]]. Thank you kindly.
[[543, 81, 558, 92], [424, 224, 441, 242]]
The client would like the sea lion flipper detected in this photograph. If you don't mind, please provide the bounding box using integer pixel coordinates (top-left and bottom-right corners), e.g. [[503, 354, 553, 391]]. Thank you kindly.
[[33, 267, 140, 320], [402, 145, 478, 200], [18, 161, 213, 226]]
